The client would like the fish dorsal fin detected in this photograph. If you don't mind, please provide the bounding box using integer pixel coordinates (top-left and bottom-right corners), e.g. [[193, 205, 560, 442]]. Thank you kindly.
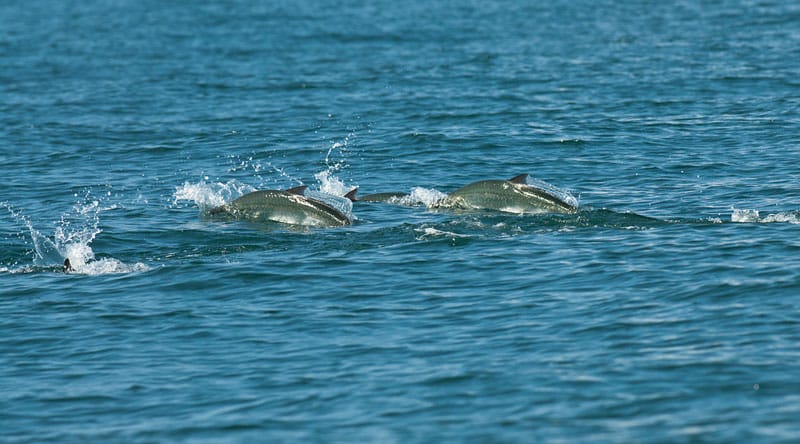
[[286, 185, 308, 195], [344, 188, 358, 202], [509, 174, 529, 184]]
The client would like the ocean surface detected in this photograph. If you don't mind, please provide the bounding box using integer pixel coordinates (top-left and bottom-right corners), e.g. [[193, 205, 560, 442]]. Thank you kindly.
[[2, 0, 800, 442]]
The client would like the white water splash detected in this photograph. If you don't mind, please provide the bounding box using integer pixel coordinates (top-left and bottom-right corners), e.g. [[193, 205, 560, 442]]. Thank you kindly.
[[226, 153, 303, 189], [325, 133, 354, 169], [74, 258, 151, 275], [3, 203, 62, 266], [2, 198, 150, 275], [314, 132, 358, 196], [314, 170, 353, 196], [402, 187, 449, 206], [173, 179, 256, 209], [731, 208, 800, 224], [312, 142, 357, 221]]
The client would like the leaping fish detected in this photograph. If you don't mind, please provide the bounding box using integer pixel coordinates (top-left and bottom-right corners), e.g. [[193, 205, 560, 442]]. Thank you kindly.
[[209, 186, 353, 227], [434, 174, 578, 214]]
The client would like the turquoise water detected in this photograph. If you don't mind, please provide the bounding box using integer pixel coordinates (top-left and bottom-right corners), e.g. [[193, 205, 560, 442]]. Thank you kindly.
[[2, 1, 800, 442]]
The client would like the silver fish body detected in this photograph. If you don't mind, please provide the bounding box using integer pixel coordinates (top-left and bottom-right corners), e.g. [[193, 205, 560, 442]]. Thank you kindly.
[[210, 187, 352, 227], [436, 175, 577, 214]]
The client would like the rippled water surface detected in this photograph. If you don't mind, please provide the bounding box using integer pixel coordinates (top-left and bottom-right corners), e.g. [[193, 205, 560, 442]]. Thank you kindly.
[[2, 0, 800, 442]]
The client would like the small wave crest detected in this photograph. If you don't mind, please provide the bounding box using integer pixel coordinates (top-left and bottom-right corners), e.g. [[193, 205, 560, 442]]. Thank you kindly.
[[731, 208, 800, 224]]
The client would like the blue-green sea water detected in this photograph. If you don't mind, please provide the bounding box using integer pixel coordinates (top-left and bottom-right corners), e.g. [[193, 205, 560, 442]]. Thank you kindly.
[[2, 1, 800, 442]]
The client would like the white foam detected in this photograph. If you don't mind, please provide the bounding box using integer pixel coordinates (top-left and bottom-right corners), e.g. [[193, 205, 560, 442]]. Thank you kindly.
[[414, 226, 472, 241], [761, 213, 800, 224], [731, 208, 800, 224], [314, 170, 352, 197], [731, 208, 761, 223], [402, 187, 448, 207], [63, 241, 95, 269], [70, 258, 151, 275], [173, 180, 255, 209]]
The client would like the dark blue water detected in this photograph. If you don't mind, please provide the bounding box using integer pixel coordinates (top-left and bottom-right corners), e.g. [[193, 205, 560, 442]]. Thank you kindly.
[[3, 1, 800, 441]]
